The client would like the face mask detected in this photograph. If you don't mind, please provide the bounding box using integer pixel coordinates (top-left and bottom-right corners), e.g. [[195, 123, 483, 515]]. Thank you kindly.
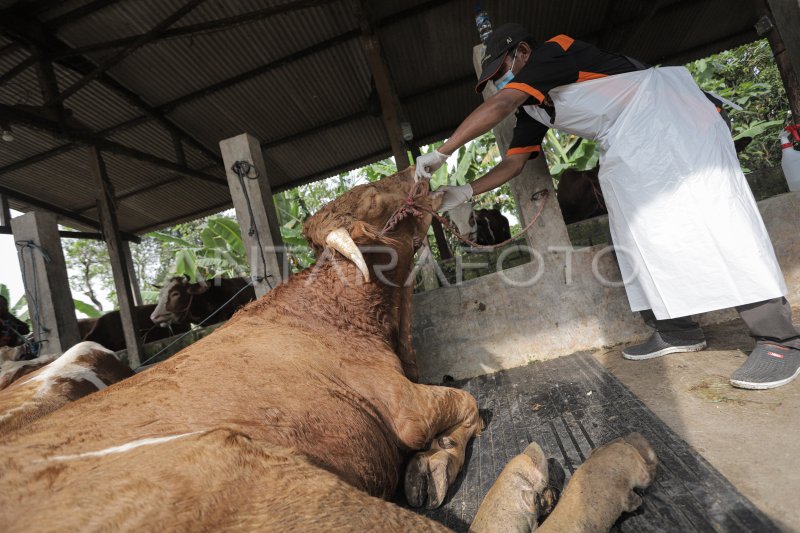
[[494, 48, 518, 90]]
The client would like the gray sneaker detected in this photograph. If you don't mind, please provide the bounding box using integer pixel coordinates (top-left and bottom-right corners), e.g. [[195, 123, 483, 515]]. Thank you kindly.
[[730, 342, 800, 390], [622, 330, 707, 360]]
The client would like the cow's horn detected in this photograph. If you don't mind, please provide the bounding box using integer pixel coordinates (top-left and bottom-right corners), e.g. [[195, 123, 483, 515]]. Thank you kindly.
[[325, 228, 369, 282]]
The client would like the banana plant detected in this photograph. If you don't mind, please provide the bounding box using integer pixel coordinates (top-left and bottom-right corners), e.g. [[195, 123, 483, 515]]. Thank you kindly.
[[0, 283, 29, 323]]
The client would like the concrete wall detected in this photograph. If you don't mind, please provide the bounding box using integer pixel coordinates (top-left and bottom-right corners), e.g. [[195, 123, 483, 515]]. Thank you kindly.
[[412, 192, 800, 383]]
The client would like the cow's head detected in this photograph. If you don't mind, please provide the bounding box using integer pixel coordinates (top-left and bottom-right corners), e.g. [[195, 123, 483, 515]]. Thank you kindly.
[[302, 167, 443, 284], [150, 276, 208, 326], [447, 202, 478, 244]]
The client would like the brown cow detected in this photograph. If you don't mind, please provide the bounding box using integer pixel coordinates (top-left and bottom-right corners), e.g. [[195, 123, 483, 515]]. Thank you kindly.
[[0, 341, 133, 433], [78, 304, 191, 352], [149, 276, 256, 327], [0, 169, 655, 531]]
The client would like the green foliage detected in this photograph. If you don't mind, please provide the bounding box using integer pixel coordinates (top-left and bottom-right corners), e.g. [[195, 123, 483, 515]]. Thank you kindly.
[[150, 215, 248, 282], [686, 39, 790, 172], [0, 283, 29, 323], [73, 299, 102, 318]]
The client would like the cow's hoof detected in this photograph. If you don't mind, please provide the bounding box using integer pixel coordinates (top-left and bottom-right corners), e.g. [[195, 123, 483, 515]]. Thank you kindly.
[[404, 449, 451, 509], [540, 457, 565, 517]]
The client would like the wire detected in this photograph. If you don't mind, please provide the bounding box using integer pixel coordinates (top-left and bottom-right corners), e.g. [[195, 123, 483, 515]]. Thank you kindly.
[[231, 160, 274, 290]]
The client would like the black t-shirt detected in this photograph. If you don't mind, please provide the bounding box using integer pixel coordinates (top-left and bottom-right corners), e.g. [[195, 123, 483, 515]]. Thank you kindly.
[[505, 35, 642, 159], [504, 35, 725, 159]]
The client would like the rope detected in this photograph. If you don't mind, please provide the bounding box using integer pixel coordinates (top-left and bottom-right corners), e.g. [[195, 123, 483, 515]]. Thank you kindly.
[[232, 160, 274, 290], [134, 279, 256, 370], [382, 182, 551, 250]]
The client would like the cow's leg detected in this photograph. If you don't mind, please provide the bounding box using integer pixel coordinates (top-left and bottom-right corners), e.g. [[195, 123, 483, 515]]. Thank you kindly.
[[469, 442, 565, 533], [398, 384, 482, 509], [537, 432, 658, 533]]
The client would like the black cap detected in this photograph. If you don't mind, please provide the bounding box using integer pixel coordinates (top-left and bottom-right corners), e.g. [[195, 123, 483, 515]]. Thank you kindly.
[[475, 23, 532, 93]]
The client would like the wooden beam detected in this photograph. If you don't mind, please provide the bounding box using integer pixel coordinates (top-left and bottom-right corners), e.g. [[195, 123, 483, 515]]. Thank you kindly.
[[0, 194, 10, 226], [87, 145, 143, 367], [172, 132, 186, 166], [56, 0, 340, 57], [0, 182, 140, 241], [0, 55, 36, 87], [159, 30, 359, 112], [0, 226, 140, 242], [44, 0, 124, 29], [50, 0, 207, 105], [1, 104, 225, 185], [763, 0, 800, 121], [0, 16, 223, 165], [352, 0, 410, 168], [122, 241, 144, 306]]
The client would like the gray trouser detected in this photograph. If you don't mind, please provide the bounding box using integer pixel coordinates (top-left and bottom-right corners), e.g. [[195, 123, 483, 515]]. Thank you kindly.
[[640, 297, 800, 348]]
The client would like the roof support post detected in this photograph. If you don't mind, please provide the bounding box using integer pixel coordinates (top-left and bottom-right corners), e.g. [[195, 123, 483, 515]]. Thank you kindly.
[[759, 0, 800, 121], [123, 241, 144, 307], [87, 146, 143, 367], [10, 210, 81, 355], [219, 133, 286, 298], [353, 0, 411, 169], [472, 45, 570, 250], [0, 194, 10, 226]]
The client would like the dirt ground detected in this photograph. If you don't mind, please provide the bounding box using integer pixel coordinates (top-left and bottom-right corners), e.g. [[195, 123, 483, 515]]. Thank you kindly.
[[593, 313, 800, 532]]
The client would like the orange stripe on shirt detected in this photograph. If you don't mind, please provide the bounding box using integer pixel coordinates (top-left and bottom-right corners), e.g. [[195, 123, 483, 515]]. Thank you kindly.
[[503, 82, 545, 104], [577, 71, 608, 82], [547, 35, 574, 51], [507, 145, 541, 156]]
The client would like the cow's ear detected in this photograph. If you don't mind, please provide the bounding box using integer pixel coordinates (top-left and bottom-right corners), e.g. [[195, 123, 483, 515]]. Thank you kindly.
[[188, 279, 209, 295]]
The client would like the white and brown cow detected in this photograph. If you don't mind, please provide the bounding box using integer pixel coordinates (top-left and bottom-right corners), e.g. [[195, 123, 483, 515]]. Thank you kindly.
[[0, 170, 655, 531], [0, 341, 133, 434]]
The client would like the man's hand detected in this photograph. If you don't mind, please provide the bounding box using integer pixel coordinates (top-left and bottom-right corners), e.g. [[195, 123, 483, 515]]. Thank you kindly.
[[438, 184, 473, 212], [414, 150, 448, 181]]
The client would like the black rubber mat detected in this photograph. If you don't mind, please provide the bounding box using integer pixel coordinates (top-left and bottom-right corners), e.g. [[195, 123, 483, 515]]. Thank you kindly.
[[403, 352, 778, 532]]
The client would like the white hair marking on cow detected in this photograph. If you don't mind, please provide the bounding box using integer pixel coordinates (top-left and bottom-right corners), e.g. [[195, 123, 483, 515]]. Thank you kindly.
[[46, 431, 204, 462], [23, 341, 116, 396]]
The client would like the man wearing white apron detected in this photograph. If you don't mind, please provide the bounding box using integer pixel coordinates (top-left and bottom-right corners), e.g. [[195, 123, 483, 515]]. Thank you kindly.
[[416, 23, 800, 390]]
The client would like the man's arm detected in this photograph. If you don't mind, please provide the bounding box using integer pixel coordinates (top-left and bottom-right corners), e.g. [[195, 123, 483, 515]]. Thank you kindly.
[[470, 153, 529, 195], [438, 88, 531, 156]]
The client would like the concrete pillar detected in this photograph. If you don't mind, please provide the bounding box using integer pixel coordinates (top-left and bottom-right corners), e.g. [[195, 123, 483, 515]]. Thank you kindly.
[[11, 211, 80, 355], [472, 45, 571, 250], [219, 133, 285, 299], [87, 146, 143, 367]]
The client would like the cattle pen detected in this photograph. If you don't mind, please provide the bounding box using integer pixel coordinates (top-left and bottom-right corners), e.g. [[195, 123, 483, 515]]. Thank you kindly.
[[2, 0, 800, 531]]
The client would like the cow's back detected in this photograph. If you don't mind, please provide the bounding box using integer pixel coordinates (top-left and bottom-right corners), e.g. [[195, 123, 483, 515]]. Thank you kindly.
[[0, 313, 404, 498]]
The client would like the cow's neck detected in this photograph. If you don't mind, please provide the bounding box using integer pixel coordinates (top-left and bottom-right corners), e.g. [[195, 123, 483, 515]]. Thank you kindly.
[[266, 249, 414, 351]]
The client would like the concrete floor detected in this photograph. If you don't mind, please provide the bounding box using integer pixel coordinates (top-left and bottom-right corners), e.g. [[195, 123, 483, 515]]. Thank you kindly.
[[594, 313, 800, 532]]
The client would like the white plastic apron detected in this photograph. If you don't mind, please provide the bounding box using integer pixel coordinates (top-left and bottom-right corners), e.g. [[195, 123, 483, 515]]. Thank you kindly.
[[524, 67, 786, 319]]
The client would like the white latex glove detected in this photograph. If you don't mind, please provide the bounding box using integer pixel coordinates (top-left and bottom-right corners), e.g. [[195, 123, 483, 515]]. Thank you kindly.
[[414, 150, 448, 181], [438, 184, 473, 212]]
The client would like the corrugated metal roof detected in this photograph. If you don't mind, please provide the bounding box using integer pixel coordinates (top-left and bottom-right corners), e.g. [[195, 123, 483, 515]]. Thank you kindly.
[[1, 0, 762, 234]]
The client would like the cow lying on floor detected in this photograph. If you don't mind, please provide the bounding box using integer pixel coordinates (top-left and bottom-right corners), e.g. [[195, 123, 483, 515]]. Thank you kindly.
[[0, 169, 656, 531], [0, 341, 133, 433]]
